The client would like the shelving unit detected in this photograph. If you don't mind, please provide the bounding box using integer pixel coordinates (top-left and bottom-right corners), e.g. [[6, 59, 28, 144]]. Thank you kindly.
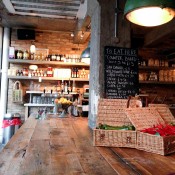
[[139, 65, 175, 83], [8, 58, 90, 120], [8, 59, 90, 67], [8, 59, 90, 81], [139, 81, 175, 85], [8, 75, 89, 81]]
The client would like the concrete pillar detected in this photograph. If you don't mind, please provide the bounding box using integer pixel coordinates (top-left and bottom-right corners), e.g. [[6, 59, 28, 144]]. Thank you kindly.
[[0, 27, 3, 73], [0, 27, 10, 142], [87, 0, 131, 128]]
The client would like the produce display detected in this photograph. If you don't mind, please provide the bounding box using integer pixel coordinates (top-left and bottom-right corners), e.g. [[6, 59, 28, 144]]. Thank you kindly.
[[141, 124, 175, 136], [96, 123, 135, 131], [54, 97, 72, 105]]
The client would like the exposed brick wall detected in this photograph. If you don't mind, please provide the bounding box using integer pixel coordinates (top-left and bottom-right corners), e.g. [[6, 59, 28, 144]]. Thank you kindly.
[[7, 29, 89, 121], [11, 29, 87, 55]]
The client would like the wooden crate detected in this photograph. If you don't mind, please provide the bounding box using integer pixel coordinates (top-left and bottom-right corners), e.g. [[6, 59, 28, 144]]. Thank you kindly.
[[126, 107, 175, 155], [93, 99, 136, 148]]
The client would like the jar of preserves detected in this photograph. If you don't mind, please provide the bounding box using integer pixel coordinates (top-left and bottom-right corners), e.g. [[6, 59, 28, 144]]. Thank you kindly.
[[47, 67, 53, 77], [23, 67, 28, 76], [23, 50, 29, 60]]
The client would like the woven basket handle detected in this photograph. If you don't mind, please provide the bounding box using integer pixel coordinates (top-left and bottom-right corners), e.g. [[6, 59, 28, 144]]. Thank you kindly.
[[127, 96, 131, 108], [13, 81, 21, 90]]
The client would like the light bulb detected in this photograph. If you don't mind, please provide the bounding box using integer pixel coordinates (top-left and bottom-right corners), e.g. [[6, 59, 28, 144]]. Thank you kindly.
[[126, 7, 174, 27]]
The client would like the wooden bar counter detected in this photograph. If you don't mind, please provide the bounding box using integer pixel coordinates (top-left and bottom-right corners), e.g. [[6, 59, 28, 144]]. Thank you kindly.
[[1, 115, 175, 175], [0, 115, 116, 175]]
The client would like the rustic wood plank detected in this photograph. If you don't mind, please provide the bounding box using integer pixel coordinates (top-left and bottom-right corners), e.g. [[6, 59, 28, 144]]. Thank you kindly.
[[97, 147, 140, 175], [21, 116, 37, 129], [31, 119, 50, 140], [112, 147, 175, 175], [76, 151, 117, 175], [64, 117, 117, 175], [66, 154, 84, 174], [0, 126, 36, 174], [19, 140, 51, 175], [50, 154, 71, 175], [7, 116, 175, 175]]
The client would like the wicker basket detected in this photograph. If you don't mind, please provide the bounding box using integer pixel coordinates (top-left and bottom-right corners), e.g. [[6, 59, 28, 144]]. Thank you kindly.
[[93, 99, 136, 148], [148, 104, 175, 124], [126, 107, 175, 155]]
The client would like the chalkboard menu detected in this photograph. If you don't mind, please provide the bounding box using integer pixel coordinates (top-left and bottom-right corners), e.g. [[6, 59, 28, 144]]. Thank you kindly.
[[104, 46, 138, 99]]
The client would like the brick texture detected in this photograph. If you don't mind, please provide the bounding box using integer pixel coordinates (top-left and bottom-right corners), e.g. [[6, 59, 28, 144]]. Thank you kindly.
[[7, 29, 89, 121]]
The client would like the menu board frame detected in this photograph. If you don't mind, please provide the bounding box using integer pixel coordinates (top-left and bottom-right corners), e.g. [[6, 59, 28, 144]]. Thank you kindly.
[[104, 46, 139, 99]]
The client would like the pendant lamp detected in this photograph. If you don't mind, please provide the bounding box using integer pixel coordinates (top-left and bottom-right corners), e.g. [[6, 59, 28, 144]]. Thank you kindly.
[[124, 0, 175, 27], [80, 43, 90, 64]]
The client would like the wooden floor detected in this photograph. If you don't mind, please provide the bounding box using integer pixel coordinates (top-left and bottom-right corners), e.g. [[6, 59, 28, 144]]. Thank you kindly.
[[1, 116, 175, 175]]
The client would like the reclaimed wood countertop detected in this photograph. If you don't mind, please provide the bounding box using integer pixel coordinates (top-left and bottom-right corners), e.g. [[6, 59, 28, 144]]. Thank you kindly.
[[0, 115, 116, 175], [1, 115, 175, 175]]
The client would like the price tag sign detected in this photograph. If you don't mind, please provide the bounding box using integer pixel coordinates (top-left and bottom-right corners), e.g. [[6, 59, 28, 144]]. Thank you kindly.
[[104, 46, 139, 99]]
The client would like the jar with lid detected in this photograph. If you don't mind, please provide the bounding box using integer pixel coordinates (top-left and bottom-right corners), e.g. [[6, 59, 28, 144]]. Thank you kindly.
[[51, 55, 56, 61], [23, 50, 29, 60], [17, 50, 23, 59], [47, 67, 53, 77], [23, 68, 28, 76]]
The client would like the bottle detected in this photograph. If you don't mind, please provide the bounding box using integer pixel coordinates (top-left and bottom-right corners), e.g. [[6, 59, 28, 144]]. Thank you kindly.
[[76, 68, 79, 78], [51, 54, 56, 61], [23, 50, 29, 60], [73, 68, 76, 78], [20, 70, 23, 76], [71, 68, 74, 78], [37, 70, 41, 77], [72, 80, 76, 92], [17, 50, 20, 59], [61, 80, 64, 93], [19, 50, 23, 59], [40, 69, 44, 77], [47, 67, 53, 77], [23, 67, 28, 76], [16, 70, 20, 76], [64, 81, 68, 93], [68, 79, 71, 93], [57, 81, 61, 92], [56, 55, 60, 61]]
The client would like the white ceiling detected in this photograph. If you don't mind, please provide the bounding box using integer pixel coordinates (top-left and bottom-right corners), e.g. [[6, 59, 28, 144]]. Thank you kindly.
[[2, 0, 87, 19]]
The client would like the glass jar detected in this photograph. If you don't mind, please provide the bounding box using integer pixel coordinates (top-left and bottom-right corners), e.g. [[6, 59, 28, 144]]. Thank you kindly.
[[23, 67, 28, 76], [47, 67, 53, 77]]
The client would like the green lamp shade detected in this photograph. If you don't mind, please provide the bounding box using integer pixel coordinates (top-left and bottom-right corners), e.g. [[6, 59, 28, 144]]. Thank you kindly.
[[81, 46, 90, 64], [81, 47, 90, 58], [124, 0, 175, 27]]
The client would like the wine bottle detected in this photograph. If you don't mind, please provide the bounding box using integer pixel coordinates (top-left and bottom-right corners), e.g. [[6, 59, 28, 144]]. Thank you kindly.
[[64, 81, 68, 93]]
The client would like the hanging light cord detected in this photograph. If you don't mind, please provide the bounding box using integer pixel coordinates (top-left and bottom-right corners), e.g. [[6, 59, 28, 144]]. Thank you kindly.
[[115, 0, 123, 38]]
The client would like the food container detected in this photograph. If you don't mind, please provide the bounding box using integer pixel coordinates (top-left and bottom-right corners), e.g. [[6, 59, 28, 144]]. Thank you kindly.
[[126, 107, 175, 155], [93, 99, 136, 148], [47, 67, 53, 77]]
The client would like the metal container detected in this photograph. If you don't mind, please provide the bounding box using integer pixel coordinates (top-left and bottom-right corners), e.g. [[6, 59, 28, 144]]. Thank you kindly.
[[2, 113, 15, 145], [12, 113, 21, 133]]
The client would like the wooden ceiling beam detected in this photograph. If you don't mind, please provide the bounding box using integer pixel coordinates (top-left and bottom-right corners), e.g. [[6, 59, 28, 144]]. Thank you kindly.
[[11, 1, 79, 9], [144, 20, 175, 47]]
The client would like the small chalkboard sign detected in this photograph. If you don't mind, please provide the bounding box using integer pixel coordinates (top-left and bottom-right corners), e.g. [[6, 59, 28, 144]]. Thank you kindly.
[[104, 46, 138, 99]]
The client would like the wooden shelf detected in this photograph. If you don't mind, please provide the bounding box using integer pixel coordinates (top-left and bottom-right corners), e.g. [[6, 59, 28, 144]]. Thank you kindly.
[[139, 66, 175, 70], [24, 103, 54, 107], [26, 91, 78, 95], [8, 59, 90, 67], [8, 75, 89, 82], [139, 80, 175, 84]]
